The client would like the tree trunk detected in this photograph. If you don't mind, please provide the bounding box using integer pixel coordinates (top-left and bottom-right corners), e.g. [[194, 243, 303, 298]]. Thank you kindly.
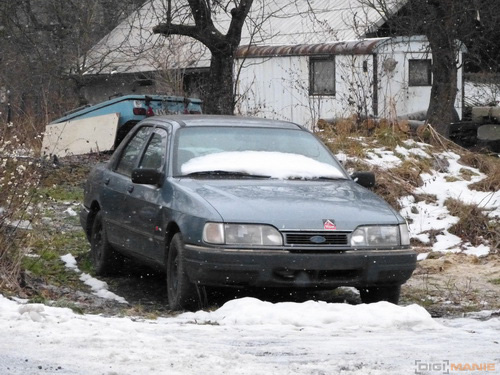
[[204, 49, 235, 115], [426, 34, 460, 137], [424, 0, 460, 137]]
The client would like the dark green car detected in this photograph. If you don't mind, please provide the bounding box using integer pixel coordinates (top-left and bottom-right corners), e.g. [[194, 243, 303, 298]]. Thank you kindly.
[[80, 115, 416, 310]]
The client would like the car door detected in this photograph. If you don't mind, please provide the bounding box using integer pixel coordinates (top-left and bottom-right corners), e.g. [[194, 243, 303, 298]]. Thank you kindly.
[[102, 125, 153, 250], [122, 126, 170, 262]]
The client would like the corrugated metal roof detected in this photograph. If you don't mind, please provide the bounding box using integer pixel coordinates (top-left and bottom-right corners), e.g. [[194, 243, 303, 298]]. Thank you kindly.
[[236, 38, 389, 58], [83, 0, 407, 74]]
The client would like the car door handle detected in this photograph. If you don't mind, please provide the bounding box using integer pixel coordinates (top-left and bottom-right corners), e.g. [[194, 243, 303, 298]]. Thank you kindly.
[[104, 178, 110, 185], [127, 185, 134, 193]]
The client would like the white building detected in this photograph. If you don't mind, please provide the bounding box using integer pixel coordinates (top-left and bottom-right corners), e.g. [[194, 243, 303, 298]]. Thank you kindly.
[[235, 36, 465, 129], [81, 0, 465, 129]]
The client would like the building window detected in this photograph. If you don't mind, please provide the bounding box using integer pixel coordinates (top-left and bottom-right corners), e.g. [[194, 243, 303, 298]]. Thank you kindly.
[[310, 57, 335, 96], [409, 59, 432, 86]]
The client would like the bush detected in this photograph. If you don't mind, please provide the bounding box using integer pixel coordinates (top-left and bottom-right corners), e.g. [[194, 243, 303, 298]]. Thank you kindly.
[[0, 122, 42, 291]]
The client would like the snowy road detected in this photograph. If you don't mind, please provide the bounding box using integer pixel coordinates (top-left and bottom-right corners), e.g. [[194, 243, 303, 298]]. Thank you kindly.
[[0, 295, 498, 375]]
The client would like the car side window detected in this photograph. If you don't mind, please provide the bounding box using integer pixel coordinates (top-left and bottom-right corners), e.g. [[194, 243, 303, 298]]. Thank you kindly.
[[138, 129, 168, 170], [115, 126, 152, 177]]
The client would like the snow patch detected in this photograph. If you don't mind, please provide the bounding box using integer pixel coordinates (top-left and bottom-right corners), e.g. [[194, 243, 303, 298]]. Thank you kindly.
[[6, 219, 33, 230], [463, 244, 490, 257], [64, 207, 78, 216], [61, 253, 127, 304], [417, 252, 429, 261], [364, 148, 402, 168], [179, 297, 442, 331], [18, 304, 47, 322], [399, 150, 499, 256]]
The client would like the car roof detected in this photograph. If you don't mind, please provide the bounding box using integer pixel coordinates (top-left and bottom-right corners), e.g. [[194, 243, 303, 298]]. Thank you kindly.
[[152, 115, 305, 130]]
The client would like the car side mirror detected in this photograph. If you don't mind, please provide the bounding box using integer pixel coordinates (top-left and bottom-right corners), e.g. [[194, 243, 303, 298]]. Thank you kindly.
[[131, 168, 164, 186], [351, 171, 375, 188]]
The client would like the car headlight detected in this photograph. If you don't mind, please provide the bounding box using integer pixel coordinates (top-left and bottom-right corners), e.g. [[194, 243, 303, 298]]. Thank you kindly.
[[203, 223, 283, 246], [350, 224, 410, 247]]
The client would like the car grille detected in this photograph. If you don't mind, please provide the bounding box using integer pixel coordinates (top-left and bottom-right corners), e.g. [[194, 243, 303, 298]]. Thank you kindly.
[[284, 232, 349, 246]]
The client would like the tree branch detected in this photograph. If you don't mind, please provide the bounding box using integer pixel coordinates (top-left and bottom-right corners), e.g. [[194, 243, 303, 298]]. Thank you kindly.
[[187, 0, 214, 30], [226, 0, 253, 47], [153, 0, 226, 48]]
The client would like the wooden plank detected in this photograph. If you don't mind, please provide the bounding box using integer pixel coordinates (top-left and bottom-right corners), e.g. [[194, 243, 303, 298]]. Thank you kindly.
[[42, 113, 119, 157]]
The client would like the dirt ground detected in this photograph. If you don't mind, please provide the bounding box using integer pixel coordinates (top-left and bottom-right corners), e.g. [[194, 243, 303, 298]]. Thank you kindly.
[[401, 249, 500, 317]]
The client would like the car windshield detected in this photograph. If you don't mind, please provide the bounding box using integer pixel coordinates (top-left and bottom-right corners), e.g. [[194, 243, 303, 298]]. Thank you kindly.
[[174, 126, 347, 180]]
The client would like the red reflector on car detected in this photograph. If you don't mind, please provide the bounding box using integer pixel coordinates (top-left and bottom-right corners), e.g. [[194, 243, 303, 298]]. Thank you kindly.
[[146, 106, 154, 117], [133, 108, 147, 115]]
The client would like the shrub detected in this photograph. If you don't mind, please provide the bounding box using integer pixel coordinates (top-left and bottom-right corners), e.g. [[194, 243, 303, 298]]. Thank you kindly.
[[0, 122, 42, 291]]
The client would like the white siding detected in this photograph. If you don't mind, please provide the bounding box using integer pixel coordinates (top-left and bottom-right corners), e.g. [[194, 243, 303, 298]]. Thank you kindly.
[[236, 54, 376, 129], [376, 37, 463, 120], [236, 37, 464, 129], [376, 38, 432, 119]]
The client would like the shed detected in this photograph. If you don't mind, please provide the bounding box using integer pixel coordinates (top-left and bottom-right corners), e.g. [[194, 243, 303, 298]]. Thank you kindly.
[[234, 36, 465, 129]]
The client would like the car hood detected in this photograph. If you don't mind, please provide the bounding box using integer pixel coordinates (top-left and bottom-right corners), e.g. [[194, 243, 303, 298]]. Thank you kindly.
[[173, 178, 401, 231]]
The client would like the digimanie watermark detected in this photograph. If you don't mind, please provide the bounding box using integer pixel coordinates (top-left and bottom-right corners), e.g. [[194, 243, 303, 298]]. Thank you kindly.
[[415, 360, 496, 374]]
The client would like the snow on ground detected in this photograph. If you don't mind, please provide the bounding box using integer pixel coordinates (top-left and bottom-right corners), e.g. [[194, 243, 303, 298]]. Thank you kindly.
[[351, 139, 499, 258], [60, 254, 127, 304], [0, 294, 498, 375], [365, 148, 403, 168], [400, 150, 499, 255]]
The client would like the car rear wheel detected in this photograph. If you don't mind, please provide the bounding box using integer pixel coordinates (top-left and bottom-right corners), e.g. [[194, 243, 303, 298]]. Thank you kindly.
[[90, 211, 123, 275], [166, 233, 198, 311], [359, 285, 401, 304]]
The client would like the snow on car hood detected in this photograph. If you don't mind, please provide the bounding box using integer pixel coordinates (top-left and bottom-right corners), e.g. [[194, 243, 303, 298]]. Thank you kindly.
[[173, 178, 401, 231], [181, 151, 345, 180]]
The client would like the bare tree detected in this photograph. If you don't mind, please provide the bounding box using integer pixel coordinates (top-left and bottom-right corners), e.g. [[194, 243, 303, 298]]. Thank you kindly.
[[0, 0, 144, 124], [152, 0, 253, 114], [362, 0, 500, 136]]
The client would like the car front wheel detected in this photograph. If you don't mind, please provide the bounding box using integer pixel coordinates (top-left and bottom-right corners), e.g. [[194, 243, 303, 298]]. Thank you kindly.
[[166, 233, 198, 311], [359, 285, 401, 304]]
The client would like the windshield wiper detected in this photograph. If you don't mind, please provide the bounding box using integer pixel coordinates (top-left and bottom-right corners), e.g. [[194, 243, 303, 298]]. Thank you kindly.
[[181, 170, 270, 178], [311, 176, 348, 181], [287, 176, 348, 181]]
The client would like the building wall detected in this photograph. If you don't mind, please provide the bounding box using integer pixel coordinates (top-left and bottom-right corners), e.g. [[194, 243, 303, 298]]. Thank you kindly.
[[376, 38, 463, 121], [235, 54, 375, 129], [235, 38, 464, 129]]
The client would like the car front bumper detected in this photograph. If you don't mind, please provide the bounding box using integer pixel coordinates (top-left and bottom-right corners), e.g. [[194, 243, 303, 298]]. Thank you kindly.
[[183, 244, 416, 289]]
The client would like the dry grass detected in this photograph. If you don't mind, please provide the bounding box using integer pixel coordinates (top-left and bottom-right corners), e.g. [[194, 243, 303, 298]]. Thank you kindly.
[[445, 198, 499, 250], [459, 152, 500, 192], [372, 166, 423, 210], [318, 117, 411, 157], [319, 118, 367, 158]]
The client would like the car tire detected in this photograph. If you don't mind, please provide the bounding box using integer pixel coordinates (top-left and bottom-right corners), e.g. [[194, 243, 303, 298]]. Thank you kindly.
[[359, 285, 401, 304], [90, 211, 123, 276], [166, 233, 198, 311]]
